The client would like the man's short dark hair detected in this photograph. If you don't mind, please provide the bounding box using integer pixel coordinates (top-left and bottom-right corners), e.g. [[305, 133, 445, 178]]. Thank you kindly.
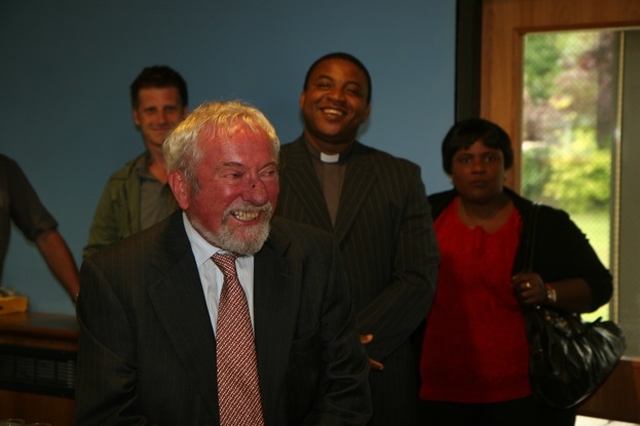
[[303, 52, 372, 104], [130, 65, 188, 109]]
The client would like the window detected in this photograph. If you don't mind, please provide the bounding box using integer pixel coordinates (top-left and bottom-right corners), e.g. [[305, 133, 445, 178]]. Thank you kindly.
[[521, 30, 617, 322], [522, 29, 640, 357]]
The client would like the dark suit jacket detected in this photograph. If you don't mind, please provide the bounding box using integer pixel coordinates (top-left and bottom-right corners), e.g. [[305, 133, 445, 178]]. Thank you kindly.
[[275, 137, 440, 424], [75, 211, 371, 425]]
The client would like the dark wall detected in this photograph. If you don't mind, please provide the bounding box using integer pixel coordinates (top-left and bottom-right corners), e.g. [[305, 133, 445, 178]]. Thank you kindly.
[[0, 0, 456, 314]]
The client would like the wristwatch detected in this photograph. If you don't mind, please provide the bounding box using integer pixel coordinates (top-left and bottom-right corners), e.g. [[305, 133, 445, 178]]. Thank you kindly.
[[545, 284, 557, 304]]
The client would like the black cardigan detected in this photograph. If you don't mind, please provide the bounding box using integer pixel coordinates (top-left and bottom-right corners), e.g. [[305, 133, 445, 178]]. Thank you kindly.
[[428, 188, 613, 311]]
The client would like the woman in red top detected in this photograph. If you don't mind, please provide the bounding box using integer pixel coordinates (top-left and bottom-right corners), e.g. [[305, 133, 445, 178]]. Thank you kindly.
[[419, 119, 612, 426]]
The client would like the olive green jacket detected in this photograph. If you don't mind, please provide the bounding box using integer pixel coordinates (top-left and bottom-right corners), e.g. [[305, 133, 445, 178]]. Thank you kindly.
[[83, 153, 148, 259]]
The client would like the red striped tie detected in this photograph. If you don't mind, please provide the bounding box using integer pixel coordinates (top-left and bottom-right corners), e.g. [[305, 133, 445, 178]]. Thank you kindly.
[[212, 253, 264, 426]]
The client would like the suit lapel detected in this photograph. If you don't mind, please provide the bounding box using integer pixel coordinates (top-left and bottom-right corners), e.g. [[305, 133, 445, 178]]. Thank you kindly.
[[281, 139, 378, 242], [253, 230, 298, 421], [282, 138, 333, 231], [334, 143, 376, 243], [146, 213, 220, 422]]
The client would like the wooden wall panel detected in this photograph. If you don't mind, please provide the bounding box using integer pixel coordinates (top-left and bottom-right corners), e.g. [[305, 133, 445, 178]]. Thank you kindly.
[[0, 313, 77, 425], [0, 390, 74, 426], [578, 359, 640, 423]]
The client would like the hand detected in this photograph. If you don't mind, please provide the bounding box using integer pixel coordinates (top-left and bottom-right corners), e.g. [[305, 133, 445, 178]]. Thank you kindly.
[[359, 334, 384, 371], [512, 272, 546, 306]]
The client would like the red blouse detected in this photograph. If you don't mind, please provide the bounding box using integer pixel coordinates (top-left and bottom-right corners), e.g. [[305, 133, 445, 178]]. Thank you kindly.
[[419, 197, 531, 402]]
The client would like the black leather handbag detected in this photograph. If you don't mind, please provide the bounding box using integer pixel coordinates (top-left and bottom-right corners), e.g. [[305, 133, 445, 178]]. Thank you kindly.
[[522, 204, 626, 409]]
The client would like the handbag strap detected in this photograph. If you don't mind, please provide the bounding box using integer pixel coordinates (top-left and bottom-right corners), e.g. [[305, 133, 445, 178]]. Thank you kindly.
[[522, 203, 540, 273]]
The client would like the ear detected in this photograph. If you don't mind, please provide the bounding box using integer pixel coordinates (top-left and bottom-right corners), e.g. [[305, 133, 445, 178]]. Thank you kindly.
[[132, 108, 141, 127], [299, 91, 306, 109], [167, 169, 190, 210]]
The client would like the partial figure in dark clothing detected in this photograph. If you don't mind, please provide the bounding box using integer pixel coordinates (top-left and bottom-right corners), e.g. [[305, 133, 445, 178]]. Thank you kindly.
[[0, 154, 80, 302]]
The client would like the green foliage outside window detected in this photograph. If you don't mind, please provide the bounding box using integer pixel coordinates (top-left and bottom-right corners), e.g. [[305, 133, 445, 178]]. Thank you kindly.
[[522, 31, 614, 215], [522, 130, 610, 214]]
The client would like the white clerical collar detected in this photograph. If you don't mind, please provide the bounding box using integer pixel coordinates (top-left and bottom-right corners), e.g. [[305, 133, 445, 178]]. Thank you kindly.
[[320, 152, 340, 163], [304, 137, 353, 164]]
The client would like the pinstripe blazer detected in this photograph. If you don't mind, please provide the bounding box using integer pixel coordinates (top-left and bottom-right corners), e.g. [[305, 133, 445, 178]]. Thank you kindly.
[[276, 137, 439, 424], [75, 211, 371, 425], [276, 137, 439, 362]]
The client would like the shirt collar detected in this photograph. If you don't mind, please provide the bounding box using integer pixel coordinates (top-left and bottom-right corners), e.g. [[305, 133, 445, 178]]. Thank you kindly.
[[303, 137, 353, 164], [182, 212, 224, 266]]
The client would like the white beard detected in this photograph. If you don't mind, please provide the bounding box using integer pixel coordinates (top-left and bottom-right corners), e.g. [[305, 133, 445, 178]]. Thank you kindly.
[[190, 203, 272, 255]]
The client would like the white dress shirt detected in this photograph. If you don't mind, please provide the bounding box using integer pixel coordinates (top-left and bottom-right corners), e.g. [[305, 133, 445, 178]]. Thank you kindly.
[[182, 213, 256, 335]]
